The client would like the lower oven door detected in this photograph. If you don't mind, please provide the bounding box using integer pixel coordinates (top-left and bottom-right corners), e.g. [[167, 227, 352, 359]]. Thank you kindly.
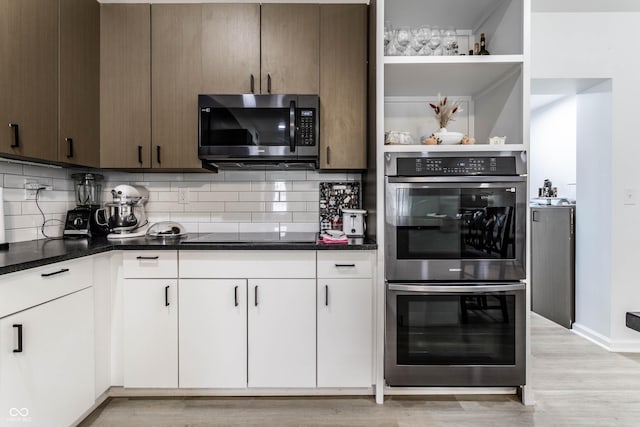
[[385, 282, 526, 387]]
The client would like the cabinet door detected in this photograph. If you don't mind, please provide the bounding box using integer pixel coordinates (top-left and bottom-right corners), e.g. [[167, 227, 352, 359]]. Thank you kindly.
[[317, 278, 372, 388], [100, 4, 151, 168], [151, 4, 202, 170], [123, 279, 177, 388], [248, 278, 316, 387], [319, 4, 367, 170], [0, 0, 58, 161], [0, 288, 94, 427], [261, 4, 319, 94], [59, 0, 100, 167], [201, 3, 260, 94], [179, 279, 247, 388]]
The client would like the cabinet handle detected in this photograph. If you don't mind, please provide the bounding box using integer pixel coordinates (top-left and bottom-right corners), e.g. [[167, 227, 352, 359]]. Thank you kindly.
[[156, 145, 161, 164], [254, 285, 259, 307], [335, 264, 355, 268], [9, 123, 19, 148], [267, 74, 272, 94], [138, 145, 143, 164], [13, 324, 23, 353], [136, 256, 159, 260], [532, 210, 539, 222], [325, 285, 329, 306], [165, 285, 170, 307], [65, 137, 74, 158], [41, 268, 69, 277], [234, 285, 239, 307], [326, 146, 331, 165], [250, 74, 255, 93]]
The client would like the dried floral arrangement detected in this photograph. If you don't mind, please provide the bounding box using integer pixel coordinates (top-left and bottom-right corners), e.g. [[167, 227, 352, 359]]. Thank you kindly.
[[428, 94, 462, 129]]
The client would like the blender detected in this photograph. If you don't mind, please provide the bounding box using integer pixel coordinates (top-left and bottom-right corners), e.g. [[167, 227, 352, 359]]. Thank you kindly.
[[63, 173, 109, 238]]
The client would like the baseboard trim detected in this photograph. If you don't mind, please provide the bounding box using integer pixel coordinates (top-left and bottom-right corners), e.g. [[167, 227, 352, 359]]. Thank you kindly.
[[571, 322, 612, 350], [108, 386, 376, 398]]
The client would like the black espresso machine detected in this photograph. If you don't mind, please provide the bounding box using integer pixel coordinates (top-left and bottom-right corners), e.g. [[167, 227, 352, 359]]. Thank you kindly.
[[63, 173, 109, 238]]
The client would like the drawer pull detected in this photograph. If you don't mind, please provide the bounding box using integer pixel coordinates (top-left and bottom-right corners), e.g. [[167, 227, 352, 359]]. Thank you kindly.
[[41, 268, 69, 277], [254, 285, 259, 307], [234, 285, 239, 307], [165, 285, 170, 307], [13, 324, 23, 353], [334, 264, 356, 268], [9, 123, 20, 148], [136, 256, 159, 260]]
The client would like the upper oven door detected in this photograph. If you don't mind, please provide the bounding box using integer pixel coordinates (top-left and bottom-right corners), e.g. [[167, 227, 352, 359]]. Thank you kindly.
[[385, 177, 527, 281]]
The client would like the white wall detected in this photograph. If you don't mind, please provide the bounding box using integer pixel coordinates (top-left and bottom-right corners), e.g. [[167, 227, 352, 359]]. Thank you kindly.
[[532, 11, 640, 350], [530, 95, 577, 201]]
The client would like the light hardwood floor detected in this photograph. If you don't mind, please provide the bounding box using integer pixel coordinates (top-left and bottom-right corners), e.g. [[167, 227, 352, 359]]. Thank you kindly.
[[80, 314, 640, 426]]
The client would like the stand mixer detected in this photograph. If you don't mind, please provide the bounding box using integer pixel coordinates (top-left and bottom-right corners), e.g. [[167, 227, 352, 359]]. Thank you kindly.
[[95, 185, 150, 239]]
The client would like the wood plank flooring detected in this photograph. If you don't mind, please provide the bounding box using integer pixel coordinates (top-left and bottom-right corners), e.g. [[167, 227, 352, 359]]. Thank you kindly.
[[79, 314, 640, 426]]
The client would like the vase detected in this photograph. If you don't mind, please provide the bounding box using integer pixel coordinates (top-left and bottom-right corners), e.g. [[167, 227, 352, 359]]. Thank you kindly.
[[434, 127, 463, 145]]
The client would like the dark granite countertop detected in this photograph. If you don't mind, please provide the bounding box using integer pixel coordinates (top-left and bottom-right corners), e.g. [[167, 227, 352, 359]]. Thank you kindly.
[[0, 233, 377, 276]]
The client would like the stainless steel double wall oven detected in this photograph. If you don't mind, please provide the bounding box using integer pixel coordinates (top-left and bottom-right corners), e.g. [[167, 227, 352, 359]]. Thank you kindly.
[[384, 151, 527, 387]]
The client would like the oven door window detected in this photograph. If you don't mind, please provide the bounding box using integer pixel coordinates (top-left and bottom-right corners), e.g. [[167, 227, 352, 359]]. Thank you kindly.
[[396, 187, 516, 259], [200, 107, 290, 147], [396, 294, 516, 365]]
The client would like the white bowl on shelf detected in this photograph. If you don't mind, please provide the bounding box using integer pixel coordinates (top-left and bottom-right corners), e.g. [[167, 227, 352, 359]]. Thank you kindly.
[[434, 130, 464, 145]]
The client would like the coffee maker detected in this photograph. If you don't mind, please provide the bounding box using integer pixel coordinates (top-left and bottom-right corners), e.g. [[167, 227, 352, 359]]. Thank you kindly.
[[95, 185, 149, 239], [63, 173, 109, 238]]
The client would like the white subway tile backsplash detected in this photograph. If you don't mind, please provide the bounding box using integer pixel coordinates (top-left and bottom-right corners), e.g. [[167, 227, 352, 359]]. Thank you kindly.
[[53, 178, 75, 191], [2, 188, 25, 201], [142, 173, 185, 182], [279, 222, 318, 233], [22, 201, 68, 215], [265, 170, 307, 181], [292, 212, 318, 223], [306, 202, 320, 212], [171, 181, 211, 191], [211, 212, 251, 223], [305, 171, 349, 181], [145, 202, 185, 213], [239, 223, 279, 233], [5, 214, 42, 229], [251, 181, 292, 192], [279, 192, 319, 202], [157, 192, 180, 202], [4, 174, 50, 189], [197, 192, 239, 202], [224, 170, 266, 182], [0, 160, 25, 175], [238, 192, 279, 202], [210, 182, 251, 192], [224, 202, 265, 212], [251, 212, 292, 223], [170, 212, 212, 222], [23, 165, 67, 179], [198, 222, 239, 233], [3, 201, 20, 216], [292, 181, 319, 192], [185, 172, 226, 181], [7, 228, 38, 243], [188, 202, 225, 212], [265, 202, 307, 212]]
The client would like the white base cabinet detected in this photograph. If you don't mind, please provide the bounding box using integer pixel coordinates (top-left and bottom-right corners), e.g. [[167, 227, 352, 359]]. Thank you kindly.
[[0, 287, 94, 427], [123, 279, 178, 388], [317, 278, 373, 387], [179, 279, 247, 388], [248, 279, 316, 388]]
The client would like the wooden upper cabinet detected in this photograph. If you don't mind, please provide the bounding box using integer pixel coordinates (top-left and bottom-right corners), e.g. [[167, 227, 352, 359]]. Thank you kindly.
[[0, 0, 58, 162], [59, 0, 100, 168], [261, 4, 319, 94], [201, 4, 260, 94], [151, 4, 203, 170], [319, 4, 367, 170], [100, 4, 151, 169]]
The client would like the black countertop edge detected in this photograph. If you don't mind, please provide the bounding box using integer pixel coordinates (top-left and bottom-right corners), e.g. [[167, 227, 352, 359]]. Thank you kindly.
[[0, 235, 377, 276]]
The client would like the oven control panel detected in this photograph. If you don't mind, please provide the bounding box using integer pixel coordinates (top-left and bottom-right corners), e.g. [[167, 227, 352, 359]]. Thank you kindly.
[[396, 156, 517, 176]]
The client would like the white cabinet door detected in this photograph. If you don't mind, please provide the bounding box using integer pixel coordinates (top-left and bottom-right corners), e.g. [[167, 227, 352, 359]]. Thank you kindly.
[[248, 279, 316, 388], [317, 278, 373, 388], [123, 279, 177, 388], [179, 279, 247, 388], [0, 287, 94, 427]]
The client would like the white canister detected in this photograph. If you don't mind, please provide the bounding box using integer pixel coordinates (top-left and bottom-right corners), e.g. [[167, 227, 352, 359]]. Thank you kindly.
[[342, 209, 367, 237]]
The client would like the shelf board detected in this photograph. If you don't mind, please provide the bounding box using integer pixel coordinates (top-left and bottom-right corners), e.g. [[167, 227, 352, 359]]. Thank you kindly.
[[382, 144, 527, 153], [383, 54, 524, 65], [384, 59, 522, 97]]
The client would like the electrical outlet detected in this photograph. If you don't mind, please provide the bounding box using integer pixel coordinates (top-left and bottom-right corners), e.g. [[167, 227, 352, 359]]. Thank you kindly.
[[23, 181, 51, 200], [178, 188, 189, 204]]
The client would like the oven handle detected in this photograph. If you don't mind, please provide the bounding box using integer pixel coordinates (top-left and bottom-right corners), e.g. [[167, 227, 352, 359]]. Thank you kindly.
[[289, 100, 296, 153], [387, 283, 525, 293], [387, 176, 527, 184]]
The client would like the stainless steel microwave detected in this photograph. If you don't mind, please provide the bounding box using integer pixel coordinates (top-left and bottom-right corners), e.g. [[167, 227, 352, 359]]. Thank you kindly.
[[198, 94, 319, 170]]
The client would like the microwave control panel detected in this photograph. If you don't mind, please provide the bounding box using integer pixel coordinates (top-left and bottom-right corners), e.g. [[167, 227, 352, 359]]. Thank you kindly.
[[397, 156, 517, 176], [297, 109, 316, 146]]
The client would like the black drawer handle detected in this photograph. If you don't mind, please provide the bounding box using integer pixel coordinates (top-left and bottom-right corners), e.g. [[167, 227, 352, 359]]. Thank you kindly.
[[250, 74, 255, 93], [325, 285, 329, 306], [138, 145, 143, 164], [66, 137, 74, 158], [41, 268, 69, 277], [335, 264, 356, 268], [13, 324, 23, 353], [156, 145, 161, 164], [267, 73, 272, 94], [165, 285, 170, 307], [254, 285, 259, 307], [9, 123, 20, 148], [234, 285, 239, 307], [136, 256, 159, 260]]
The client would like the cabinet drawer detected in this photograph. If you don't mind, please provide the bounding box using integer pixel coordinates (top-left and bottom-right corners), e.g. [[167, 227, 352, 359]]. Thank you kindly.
[[0, 257, 93, 318], [122, 251, 177, 278], [180, 251, 315, 279], [317, 251, 374, 278]]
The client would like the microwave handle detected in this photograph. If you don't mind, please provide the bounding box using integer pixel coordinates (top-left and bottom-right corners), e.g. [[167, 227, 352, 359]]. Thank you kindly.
[[388, 283, 525, 293], [289, 100, 296, 153]]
